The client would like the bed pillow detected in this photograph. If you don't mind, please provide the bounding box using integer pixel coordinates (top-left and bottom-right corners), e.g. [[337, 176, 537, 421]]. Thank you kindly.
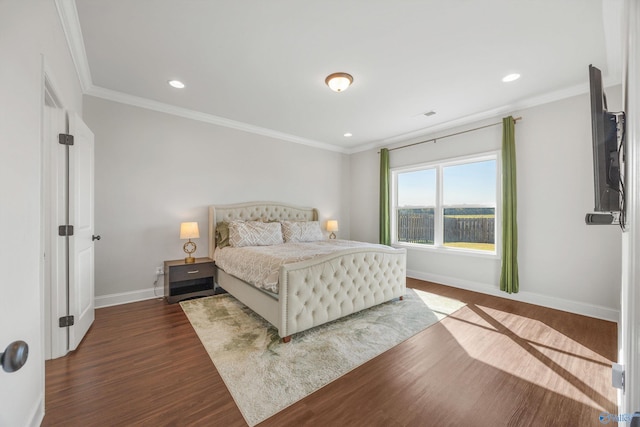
[[282, 221, 324, 243], [216, 221, 230, 249], [229, 220, 284, 247]]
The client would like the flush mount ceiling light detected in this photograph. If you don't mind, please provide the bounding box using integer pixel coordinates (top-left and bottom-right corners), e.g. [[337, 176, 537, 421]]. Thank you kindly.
[[343, 132, 353, 137], [168, 79, 185, 89], [502, 73, 521, 83], [325, 72, 353, 92]]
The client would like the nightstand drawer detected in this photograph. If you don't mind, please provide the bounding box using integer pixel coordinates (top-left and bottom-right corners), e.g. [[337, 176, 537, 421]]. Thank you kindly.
[[170, 262, 215, 282]]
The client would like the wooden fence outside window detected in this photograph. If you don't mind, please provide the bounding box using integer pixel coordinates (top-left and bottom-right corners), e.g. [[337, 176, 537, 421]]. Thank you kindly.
[[397, 210, 495, 244]]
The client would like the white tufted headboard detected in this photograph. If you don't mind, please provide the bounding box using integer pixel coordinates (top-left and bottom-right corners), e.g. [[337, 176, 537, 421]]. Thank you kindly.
[[208, 201, 319, 258]]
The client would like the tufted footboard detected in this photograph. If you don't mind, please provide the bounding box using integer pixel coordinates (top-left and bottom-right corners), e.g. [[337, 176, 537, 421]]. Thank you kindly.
[[278, 247, 406, 339]]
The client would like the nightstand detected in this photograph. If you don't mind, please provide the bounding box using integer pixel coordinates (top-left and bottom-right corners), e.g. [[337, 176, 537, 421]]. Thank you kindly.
[[164, 257, 215, 303]]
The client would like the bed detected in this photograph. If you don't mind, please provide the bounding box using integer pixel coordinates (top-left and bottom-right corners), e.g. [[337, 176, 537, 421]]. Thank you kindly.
[[208, 201, 407, 342]]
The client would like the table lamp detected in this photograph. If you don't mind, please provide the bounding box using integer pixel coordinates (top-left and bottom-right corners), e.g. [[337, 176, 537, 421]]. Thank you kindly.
[[327, 220, 339, 239], [180, 221, 200, 263]]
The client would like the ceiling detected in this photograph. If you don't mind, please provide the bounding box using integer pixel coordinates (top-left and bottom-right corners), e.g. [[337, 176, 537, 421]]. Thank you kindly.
[[62, 0, 620, 153]]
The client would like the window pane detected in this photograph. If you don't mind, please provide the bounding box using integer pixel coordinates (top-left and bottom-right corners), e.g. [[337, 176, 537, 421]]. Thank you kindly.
[[397, 208, 434, 245], [443, 160, 496, 205], [397, 169, 436, 207], [443, 207, 495, 251]]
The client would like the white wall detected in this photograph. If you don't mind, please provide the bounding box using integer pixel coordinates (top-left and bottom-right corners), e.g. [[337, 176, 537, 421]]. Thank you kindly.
[[0, 0, 83, 425], [350, 89, 623, 321], [82, 96, 350, 304]]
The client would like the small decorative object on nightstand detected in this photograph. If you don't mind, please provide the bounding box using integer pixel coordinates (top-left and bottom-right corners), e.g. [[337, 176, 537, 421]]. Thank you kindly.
[[180, 221, 199, 263], [327, 220, 339, 239], [164, 257, 215, 303]]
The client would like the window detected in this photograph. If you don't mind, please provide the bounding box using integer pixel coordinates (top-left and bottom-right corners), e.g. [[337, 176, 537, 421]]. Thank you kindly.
[[392, 153, 498, 254], [397, 169, 436, 244]]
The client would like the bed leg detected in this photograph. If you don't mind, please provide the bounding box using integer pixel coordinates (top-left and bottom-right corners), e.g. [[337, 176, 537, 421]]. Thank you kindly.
[[399, 295, 404, 301], [282, 336, 291, 343]]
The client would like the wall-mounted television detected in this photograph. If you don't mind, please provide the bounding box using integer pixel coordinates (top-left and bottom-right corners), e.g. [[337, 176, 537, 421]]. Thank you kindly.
[[588, 64, 624, 213]]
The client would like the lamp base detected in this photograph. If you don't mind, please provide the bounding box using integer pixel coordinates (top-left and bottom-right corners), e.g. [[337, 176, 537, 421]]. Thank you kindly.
[[183, 240, 197, 263], [329, 232, 336, 239]]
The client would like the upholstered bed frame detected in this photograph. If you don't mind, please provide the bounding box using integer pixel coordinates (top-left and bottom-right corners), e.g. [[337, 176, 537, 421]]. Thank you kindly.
[[208, 201, 406, 342]]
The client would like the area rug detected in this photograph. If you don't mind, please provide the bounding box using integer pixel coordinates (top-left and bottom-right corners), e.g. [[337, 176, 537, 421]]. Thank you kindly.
[[180, 288, 465, 426]]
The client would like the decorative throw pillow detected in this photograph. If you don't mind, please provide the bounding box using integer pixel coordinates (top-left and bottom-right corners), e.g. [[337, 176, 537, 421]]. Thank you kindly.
[[216, 222, 230, 248], [282, 221, 324, 243], [229, 220, 284, 247]]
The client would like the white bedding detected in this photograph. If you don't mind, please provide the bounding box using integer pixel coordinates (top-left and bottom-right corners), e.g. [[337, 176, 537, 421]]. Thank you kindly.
[[214, 239, 390, 294]]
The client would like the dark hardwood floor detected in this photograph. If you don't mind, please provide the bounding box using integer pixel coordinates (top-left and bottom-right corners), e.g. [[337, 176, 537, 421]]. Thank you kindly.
[[43, 279, 617, 426]]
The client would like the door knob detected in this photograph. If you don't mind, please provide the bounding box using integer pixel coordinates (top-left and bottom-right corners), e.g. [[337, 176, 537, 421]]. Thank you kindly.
[[1, 341, 28, 373], [92, 235, 101, 241]]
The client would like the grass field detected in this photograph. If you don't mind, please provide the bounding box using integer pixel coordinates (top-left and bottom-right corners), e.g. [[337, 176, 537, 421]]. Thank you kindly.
[[444, 242, 495, 251]]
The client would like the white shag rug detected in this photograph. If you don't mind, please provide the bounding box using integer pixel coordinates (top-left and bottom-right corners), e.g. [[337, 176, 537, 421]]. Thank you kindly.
[[180, 288, 465, 426]]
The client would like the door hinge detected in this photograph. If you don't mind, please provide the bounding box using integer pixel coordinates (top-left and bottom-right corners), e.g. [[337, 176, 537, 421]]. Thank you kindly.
[[59, 315, 75, 328], [58, 133, 74, 145], [58, 225, 74, 236]]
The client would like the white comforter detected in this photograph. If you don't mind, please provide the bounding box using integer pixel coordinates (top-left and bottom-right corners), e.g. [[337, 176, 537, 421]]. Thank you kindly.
[[214, 240, 388, 293]]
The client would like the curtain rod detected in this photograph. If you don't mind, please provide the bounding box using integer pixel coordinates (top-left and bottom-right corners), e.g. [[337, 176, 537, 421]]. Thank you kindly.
[[379, 116, 522, 153]]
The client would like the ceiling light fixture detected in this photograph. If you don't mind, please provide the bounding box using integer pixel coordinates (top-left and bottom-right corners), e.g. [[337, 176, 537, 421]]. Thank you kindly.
[[344, 133, 353, 137], [502, 73, 520, 83], [168, 80, 185, 89], [325, 72, 353, 92]]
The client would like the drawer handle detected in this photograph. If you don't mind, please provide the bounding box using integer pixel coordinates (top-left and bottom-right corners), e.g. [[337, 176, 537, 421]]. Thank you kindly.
[[187, 270, 199, 274]]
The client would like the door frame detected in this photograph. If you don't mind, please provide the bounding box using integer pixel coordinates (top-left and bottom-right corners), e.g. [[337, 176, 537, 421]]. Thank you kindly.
[[41, 63, 68, 360]]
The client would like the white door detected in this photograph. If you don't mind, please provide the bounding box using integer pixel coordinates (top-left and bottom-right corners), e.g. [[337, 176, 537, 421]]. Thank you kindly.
[[67, 113, 95, 351]]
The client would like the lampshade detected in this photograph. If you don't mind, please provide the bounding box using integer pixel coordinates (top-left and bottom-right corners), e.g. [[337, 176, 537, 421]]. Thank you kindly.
[[327, 220, 339, 232], [325, 73, 353, 92], [180, 222, 200, 240]]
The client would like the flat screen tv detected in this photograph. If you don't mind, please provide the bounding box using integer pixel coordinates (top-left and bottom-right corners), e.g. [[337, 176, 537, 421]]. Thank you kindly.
[[588, 64, 621, 212]]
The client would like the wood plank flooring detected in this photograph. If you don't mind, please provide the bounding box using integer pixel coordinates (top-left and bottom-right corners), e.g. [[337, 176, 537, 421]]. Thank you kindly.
[[43, 279, 617, 426]]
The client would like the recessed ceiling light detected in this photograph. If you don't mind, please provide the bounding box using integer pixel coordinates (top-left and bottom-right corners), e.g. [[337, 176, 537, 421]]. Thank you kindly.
[[502, 73, 520, 83], [344, 132, 353, 137], [423, 110, 436, 117], [168, 80, 185, 89]]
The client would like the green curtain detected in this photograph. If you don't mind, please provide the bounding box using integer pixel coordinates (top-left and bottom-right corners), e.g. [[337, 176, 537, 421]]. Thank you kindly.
[[500, 116, 519, 293], [379, 148, 391, 245]]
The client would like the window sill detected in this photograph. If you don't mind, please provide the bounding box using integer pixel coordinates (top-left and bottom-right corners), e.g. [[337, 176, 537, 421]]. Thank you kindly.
[[392, 242, 500, 260]]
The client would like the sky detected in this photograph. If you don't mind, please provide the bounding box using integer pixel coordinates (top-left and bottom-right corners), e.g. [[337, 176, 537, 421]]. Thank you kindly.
[[397, 159, 496, 207]]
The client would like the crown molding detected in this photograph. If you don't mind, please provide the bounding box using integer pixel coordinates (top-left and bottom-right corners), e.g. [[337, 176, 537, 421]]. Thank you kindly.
[[86, 86, 348, 153], [57, 0, 621, 157], [346, 82, 597, 154], [55, 0, 92, 92], [55, 0, 347, 154]]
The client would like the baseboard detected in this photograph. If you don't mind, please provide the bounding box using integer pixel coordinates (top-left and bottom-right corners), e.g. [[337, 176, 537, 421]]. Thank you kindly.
[[407, 270, 620, 323], [95, 287, 164, 309], [95, 273, 620, 322], [29, 393, 44, 427]]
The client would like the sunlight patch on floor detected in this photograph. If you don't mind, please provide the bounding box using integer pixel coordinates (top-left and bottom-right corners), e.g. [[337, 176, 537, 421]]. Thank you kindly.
[[413, 288, 467, 321], [442, 304, 616, 411]]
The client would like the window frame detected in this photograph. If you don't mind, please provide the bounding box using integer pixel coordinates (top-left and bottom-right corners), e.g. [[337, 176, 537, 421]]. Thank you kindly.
[[391, 151, 501, 258]]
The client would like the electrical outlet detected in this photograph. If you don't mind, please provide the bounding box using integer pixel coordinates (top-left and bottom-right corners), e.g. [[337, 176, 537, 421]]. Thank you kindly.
[[155, 267, 164, 275], [612, 363, 625, 390]]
